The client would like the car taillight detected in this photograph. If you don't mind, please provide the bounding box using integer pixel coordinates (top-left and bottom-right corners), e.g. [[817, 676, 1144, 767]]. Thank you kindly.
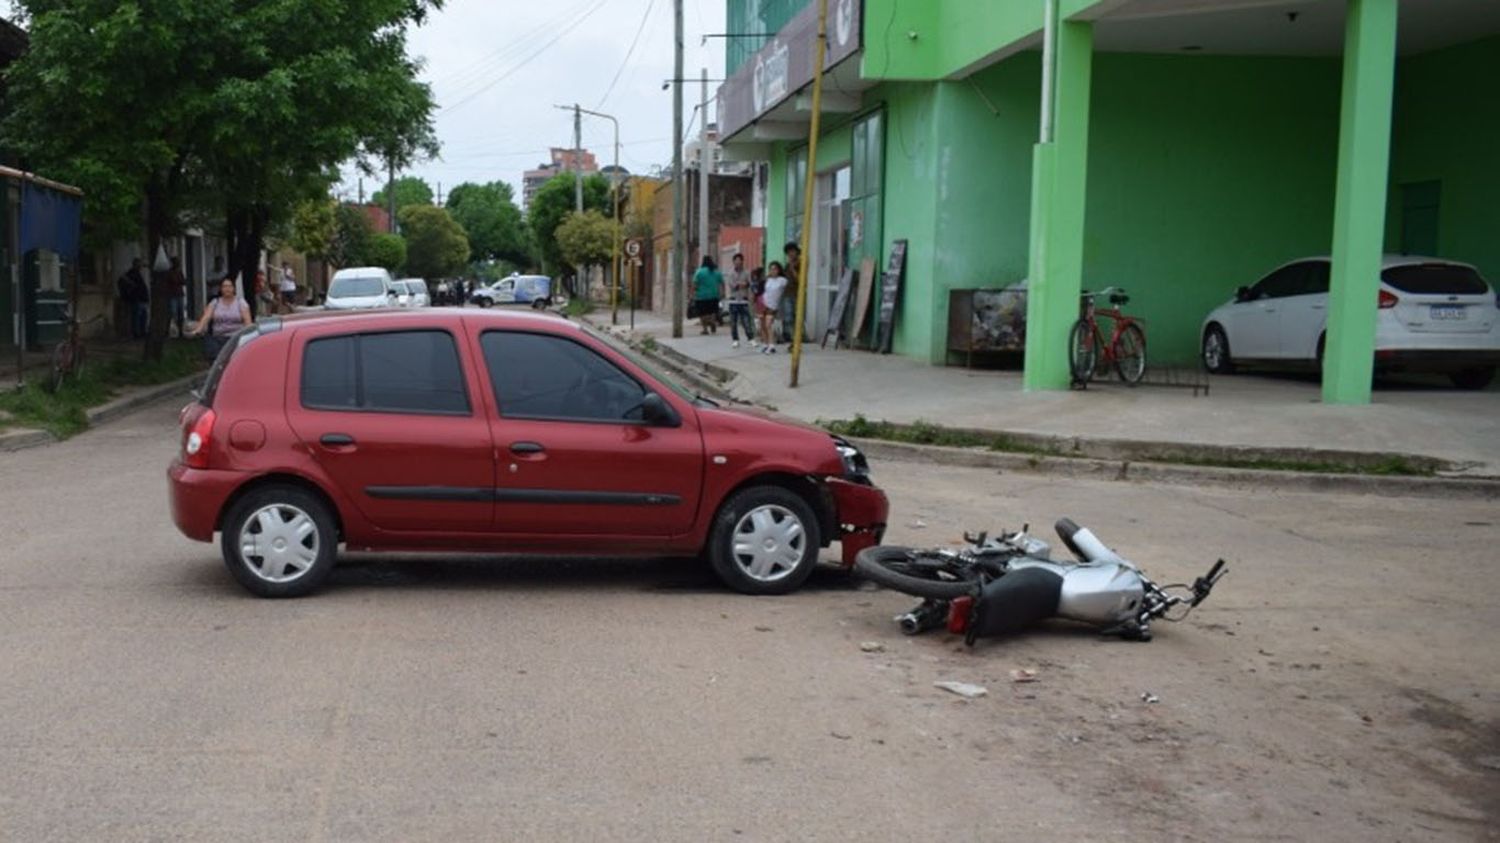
[[183, 408, 216, 469], [1378, 289, 1398, 309]]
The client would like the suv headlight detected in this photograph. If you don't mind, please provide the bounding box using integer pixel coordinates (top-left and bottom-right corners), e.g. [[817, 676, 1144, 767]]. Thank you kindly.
[[832, 436, 870, 482]]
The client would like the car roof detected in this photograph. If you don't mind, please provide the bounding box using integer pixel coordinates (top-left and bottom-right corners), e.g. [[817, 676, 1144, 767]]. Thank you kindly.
[[331, 267, 391, 279], [270, 306, 576, 333], [1271, 254, 1475, 270]]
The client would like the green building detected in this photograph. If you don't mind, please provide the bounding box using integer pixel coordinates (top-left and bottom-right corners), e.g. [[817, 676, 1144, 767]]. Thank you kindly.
[[716, 0, 1500, 404]]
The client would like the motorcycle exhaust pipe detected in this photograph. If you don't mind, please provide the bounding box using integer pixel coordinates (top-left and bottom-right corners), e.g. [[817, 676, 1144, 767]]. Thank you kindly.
[[895, 600, 948, 635]]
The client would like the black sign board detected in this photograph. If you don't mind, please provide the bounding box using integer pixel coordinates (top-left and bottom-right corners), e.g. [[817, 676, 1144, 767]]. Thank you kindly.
[[821, 266, 855, 349], [875, 239, 907, 354]]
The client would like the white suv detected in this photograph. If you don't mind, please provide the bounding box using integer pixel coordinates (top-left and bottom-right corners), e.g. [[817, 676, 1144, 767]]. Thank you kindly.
[[1201, 255, 1500, 389], [325, 267, 397, 311], [396, 278, 430, 307]]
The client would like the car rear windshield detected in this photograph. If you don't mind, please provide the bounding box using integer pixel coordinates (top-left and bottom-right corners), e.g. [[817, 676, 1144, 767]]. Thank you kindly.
[[1382, 264, 1490, 295], [329, 276, 384, 298]]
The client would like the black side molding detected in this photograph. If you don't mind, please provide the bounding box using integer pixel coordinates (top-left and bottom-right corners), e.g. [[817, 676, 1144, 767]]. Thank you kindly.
[[364, 487, 681, 506]]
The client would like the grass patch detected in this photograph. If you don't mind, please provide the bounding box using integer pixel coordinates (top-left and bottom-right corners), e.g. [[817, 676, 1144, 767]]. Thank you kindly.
[[0, 341, 205, 439], [563, 298, 593, 317], [639, 335, 658, 353], [821, 415, 1435, 477]]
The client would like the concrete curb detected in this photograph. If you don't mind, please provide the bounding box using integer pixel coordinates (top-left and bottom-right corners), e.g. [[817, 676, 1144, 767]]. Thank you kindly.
[[851, 437, 1500, 500], [0, 373, 202, 455]]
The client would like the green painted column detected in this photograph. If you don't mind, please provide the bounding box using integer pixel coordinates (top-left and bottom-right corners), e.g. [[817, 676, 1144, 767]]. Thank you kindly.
[[1023, 20, 1093, 391], [1323, 0, 1398, 405]]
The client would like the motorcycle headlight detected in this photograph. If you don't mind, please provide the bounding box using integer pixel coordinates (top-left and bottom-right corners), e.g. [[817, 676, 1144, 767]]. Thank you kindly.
[[833, 436, 870, 481]]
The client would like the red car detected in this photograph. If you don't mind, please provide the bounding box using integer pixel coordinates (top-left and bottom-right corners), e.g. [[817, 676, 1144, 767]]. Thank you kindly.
[[168, 309, 888, 597]]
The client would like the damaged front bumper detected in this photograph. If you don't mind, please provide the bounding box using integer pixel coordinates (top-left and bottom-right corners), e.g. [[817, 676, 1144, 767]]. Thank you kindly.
[[826, 477, 889, 567]]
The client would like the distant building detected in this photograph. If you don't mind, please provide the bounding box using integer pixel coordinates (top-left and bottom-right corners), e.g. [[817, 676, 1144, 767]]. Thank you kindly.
[[522, 147, 600, 212]]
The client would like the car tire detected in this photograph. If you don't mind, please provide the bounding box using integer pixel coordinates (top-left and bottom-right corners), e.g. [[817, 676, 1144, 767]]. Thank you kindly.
[[220, 484, 338, 598], [1450, 366, 1496, 391], [707, 486, 822, 596], [1202, 325, 1234, 374], [477, 298, 492, 309]]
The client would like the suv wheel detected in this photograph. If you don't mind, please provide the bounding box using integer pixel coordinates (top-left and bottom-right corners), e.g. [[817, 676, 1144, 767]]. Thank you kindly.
[[220, 484, 338, 597], [1202, 325, 1233, 374], [708, 486, 822, 595]]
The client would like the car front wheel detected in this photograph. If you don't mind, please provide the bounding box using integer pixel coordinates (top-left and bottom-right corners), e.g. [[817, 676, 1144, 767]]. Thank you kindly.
[[1202, 325, 1234, 374], [707, 486, 822, 595], [220, 484, 338, 597], [1450, 366, 1496, 390]]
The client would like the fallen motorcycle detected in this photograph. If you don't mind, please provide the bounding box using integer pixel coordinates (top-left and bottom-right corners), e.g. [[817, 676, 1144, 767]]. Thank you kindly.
[[854, 518, 1226, 644]]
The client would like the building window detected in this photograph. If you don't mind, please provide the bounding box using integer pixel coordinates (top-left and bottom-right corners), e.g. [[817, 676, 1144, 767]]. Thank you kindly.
[[785, 145, 808, 247]]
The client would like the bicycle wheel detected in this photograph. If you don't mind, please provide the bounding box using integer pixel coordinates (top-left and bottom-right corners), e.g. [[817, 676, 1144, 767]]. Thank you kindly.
[[1068, 319, 1098, 385], [854, 546, 980, 600], [1113, 323, 1147, 385]]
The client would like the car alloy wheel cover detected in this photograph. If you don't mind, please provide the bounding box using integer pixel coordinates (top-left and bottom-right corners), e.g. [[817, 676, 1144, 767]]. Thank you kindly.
[[1205, 332, 1225, 368], [731, 504, 806, 583], [238, 503, 320, 583]]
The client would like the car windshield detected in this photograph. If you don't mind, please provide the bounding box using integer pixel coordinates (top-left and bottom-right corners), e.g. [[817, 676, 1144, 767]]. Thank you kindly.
[[579, 322, 708, 406], [1382, 264, 1489, 296], [329, 277, 384, 298]]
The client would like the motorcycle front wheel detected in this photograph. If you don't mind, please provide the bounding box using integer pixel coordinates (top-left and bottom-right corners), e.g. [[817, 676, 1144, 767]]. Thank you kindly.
[[854, 546, 980, 599]]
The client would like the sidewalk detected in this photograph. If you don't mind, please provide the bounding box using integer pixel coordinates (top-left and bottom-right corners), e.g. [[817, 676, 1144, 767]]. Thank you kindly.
[[589, 310, 1500, 477]]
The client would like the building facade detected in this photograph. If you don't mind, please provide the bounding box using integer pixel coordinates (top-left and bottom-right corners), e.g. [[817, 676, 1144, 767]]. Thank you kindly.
[[717, 0, 1500, 404], [522, 147, 600, 212]]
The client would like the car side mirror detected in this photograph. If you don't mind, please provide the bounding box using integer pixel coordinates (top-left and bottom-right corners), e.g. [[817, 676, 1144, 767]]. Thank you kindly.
[[1234, 286, 1254, 303], [640, 392, 679, 427]]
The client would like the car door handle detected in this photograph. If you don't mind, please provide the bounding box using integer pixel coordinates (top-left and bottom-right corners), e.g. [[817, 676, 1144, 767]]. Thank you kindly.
[[509, 441, 545, 455], [320, 433, 356, 447], [1311, 304, 1325, 310]]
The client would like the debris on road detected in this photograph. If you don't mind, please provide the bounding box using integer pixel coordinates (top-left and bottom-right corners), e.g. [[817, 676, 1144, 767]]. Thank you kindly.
[[754, 625, 773, 632], [1141, 692, 1160, 704], [830, 731, 853, 740], [935, 681, 988, 699], [1009, 668, 1039, 683], [859, 641, 885, 653], [907, 519, 928, 529]]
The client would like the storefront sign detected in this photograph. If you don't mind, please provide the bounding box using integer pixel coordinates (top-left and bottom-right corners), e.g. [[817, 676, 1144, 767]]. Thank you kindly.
[[719, 0, 863, 139]]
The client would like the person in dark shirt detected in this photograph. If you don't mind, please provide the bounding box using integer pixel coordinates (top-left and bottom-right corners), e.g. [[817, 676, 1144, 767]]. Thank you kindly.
[[116, 258, 150, 339]]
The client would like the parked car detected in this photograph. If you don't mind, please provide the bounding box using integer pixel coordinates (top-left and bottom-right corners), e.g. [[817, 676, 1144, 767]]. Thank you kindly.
[[396, 278, 430, 308], [1201, 255, 1500, 389], [472, 274, 553, 309], [168, 308, 888, 598], [325, 267, 397, 311]]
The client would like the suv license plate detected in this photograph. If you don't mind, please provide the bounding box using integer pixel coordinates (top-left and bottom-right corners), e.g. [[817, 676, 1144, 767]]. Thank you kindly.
[[1430, 305, 1466, 321]]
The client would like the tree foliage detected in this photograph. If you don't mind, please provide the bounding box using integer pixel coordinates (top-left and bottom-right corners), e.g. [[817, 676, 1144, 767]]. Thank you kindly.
[[289, 199, 337, 259], [328, 204, 374, 269], [446, 181, 529, 268], [555, 210, 617, 271], [399, 205, 470, 279], [372, 176, 435, 217], [366, 233, 408, 272], [526, 173, 610, 274]]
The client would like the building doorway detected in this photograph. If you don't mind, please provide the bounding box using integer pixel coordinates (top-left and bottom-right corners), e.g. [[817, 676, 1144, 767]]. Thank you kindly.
[[807, 165, 851, 340]]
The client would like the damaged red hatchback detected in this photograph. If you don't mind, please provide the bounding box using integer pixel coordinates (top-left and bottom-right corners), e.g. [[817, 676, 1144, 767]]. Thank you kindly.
[[168, 308, 888, 597]]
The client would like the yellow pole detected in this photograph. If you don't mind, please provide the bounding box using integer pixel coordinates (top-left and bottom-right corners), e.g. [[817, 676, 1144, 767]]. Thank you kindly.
[[789, 0, 829, 388]]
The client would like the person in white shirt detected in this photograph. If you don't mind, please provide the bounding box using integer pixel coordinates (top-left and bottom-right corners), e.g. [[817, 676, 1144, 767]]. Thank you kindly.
[[279, 262, 297, 308], [758, 261, 788, 354]]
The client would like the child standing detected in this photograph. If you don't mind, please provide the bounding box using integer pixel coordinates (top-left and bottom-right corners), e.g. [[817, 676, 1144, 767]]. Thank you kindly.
[[759, 262, 788, 354]]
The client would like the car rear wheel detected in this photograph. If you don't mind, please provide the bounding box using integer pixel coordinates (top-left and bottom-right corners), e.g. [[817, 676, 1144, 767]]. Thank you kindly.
[[1202, 325, 1234, 374], [220, 484, 338, 598], [477, 298, 492, 309], [708, 486, 822, 595], [1450, 366, 1496, 390]]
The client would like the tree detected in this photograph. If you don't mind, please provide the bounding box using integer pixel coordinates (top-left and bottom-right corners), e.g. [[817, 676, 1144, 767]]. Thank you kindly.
[[289, 199, 337, 260], [329, 204, 374, 269], [372, 176, 435, 217], [0, 0, 440, 357], [399, 205, 470, 279], [446, 181, 529, 267], [555, 210, 617, 273], [366, 233, 407, 273], [526, 173, 610, 274]]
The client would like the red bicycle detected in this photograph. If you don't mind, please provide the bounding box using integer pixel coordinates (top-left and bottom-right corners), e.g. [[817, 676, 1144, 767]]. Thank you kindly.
[[1069, 287, 1147, 386]]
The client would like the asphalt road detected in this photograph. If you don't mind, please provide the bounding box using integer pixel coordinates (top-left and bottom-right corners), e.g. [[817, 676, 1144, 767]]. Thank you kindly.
[[1, 399, 1496, 841]]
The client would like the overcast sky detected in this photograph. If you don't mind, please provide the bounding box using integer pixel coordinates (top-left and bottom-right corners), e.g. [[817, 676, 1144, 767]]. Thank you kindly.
[[340, 0, 727, 205]]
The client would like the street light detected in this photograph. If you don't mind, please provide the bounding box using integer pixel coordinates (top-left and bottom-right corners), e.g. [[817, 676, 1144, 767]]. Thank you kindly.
[[555, 104, 624, 324]]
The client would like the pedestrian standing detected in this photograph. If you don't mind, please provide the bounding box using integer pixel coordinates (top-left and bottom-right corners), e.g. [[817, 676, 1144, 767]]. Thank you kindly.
[[781, 241, 803, 345], [166, 256, 187, 338], [188, 276, 252, 360], [116, 258, 150, 339], [724, 253, 755, 348], [759, 261, 788, 354], [691, 256, 724, 335], [254, 269, 276, 315], [279, 261, 298, 309]]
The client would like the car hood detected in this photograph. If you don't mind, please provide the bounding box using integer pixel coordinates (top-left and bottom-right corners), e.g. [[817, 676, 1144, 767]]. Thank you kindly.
[[325, 295, 389, 309], [694, 403, 843, 476], [701, 402, 826, 434]]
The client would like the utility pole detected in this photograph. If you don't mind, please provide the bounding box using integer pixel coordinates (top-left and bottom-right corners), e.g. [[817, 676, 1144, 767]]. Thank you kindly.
[[789, 0, 829, 387], [386, 158, 397, 233], [573, 104, 584, 213], [670, 0, 685, 338], [699, 67, 710, 271], [357, 177, 364, 205], [436, 181, 443, 206]]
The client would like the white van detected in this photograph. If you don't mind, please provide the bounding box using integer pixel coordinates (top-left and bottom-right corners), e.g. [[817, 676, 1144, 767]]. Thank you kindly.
[[325, 267, 396, 311]]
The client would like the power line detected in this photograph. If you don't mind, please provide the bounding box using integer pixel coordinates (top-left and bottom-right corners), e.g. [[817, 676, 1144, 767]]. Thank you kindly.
[[594, 0, 656, 110], [431, 0, 599, 92], [440, 0, 615, 115]]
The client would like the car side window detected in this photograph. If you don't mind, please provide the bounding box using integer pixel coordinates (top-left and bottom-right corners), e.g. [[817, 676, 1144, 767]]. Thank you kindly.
[[1255, 265, 1308, 300], [301, 330, 470, 415], [481, 331, 647, 422], [1304, 262, 1331, 295]]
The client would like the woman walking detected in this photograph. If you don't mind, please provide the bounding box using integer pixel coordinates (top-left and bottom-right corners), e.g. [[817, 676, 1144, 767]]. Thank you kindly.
[[189, 276, 253, 360]]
